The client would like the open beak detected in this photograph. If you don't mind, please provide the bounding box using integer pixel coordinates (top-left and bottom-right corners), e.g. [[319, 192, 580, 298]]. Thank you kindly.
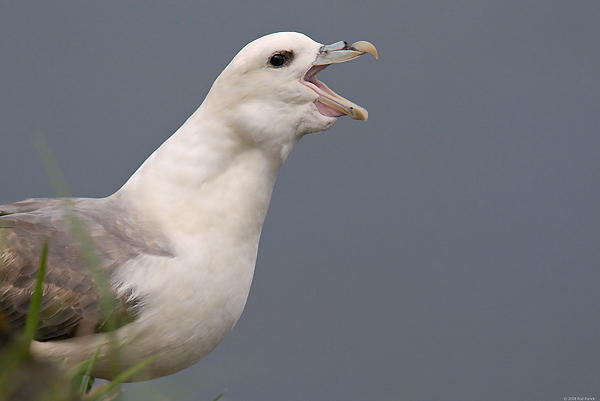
[[301, 40, 378, 121]]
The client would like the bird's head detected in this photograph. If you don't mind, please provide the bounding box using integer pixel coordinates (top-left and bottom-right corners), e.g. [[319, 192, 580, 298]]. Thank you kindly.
[[202, 32, 377, 160]]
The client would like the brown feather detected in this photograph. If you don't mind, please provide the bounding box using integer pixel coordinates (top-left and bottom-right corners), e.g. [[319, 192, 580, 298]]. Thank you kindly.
[[0, 196, 173, 341]]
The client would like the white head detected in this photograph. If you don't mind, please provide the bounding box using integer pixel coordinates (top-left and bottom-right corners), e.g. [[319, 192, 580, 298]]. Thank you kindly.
[[201, 32, 378, 162]]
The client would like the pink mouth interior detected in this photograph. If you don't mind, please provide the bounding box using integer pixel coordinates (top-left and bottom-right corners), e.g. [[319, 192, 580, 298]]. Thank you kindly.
[[301, 65, 346, 117], [315, 100, 345, 117]]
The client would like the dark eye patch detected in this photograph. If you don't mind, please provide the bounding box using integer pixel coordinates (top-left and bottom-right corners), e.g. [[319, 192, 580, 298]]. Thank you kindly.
[[268, 51, 293, 68]]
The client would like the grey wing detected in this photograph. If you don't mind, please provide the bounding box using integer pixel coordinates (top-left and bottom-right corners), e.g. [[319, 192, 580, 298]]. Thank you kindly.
[[0, 197, 173, 341], [0, 198, 64, 216]]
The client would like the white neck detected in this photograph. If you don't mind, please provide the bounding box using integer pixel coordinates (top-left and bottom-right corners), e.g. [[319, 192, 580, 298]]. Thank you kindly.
[[115, 105, 289, 253]]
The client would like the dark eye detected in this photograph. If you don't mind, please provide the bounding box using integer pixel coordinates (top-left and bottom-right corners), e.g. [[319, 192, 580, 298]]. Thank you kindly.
[[269, 53, 287, 67]]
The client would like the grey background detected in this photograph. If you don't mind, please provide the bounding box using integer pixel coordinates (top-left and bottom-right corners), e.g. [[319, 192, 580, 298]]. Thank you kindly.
[[1, 2, 599, 400]]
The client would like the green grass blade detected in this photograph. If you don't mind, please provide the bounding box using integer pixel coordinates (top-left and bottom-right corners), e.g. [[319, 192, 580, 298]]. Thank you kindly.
[[68, 342, 103, 393], [23, 235, 49, 347], [80, 345, 103, 392], [34, 137, 125, 376], [86, 354, 161, 401], [212, 389, 228, 401]]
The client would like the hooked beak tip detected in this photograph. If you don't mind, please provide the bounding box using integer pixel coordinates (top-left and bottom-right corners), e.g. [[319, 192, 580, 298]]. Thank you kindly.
[[350, 41, 379, 60]]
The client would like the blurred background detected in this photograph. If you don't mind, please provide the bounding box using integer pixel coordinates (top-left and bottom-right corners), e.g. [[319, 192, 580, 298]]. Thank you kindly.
[[1, 2, 598, 400]]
